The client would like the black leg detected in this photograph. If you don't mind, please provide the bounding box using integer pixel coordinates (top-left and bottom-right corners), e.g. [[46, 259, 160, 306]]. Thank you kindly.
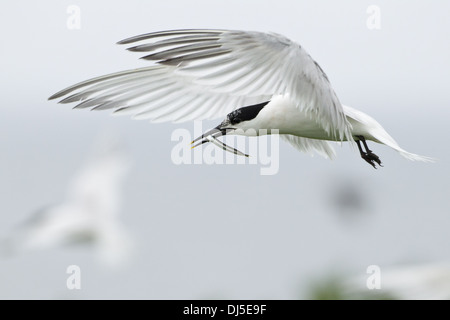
[[356, 140, 366, 158], [355, 136, 383, 169], [361, 138, 372, 153]]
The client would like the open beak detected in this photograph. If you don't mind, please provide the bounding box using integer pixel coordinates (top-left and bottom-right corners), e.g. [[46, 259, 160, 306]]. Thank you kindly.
[[191, 126, 249, 157]]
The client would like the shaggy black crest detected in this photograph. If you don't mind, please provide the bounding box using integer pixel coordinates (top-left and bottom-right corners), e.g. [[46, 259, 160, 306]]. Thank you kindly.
[[227, 101, 270, 125]]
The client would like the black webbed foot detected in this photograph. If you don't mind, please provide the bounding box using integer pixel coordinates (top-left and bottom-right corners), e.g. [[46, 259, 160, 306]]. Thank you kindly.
[[361, 151, 383, 169]]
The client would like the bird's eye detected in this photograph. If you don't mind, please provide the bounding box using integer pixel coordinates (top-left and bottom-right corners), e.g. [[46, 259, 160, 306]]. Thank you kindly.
[[228, 116, 240, 125]]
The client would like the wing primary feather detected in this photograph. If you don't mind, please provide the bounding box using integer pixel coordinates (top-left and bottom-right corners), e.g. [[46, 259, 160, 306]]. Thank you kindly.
[[60, 72, 157, 103], [198, 58, 253, 81], [154, 48, 232, 65], [59, 91, 96, 104], [48, 67, 158, 100], [139, 42, 223, 61], [117, 29, 225, 45], [181, 56, 236, 72], [72, 77, 173, 109], [126, 35, 220, 52], [75, 78, 177, 110], [73, 95, 116, 109]]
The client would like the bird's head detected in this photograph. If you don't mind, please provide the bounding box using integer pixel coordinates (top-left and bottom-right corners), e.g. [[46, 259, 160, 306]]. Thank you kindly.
[[190, 101, 269, 156]]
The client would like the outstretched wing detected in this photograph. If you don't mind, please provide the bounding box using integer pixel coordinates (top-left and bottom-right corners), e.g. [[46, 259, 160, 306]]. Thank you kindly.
[[49, 29, 351, 140]]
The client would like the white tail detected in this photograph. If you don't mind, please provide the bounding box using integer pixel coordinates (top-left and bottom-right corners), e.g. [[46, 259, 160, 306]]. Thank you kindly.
[[368, 120, 434, 162], [343, 105, 435, 163]]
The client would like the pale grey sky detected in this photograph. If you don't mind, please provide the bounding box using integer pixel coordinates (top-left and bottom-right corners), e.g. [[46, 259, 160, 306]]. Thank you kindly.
[[0, 0, 449, 299]]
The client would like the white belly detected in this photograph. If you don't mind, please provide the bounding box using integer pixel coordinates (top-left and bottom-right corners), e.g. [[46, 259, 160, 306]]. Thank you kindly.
[[239, 95, 339, 141]]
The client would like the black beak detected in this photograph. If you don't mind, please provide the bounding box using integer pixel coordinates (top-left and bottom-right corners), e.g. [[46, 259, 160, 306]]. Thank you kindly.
[[191, 125, 225, 147], [191, 126, 249, 157]]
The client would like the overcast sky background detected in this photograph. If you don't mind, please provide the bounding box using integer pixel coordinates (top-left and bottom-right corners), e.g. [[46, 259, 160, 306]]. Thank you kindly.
[[0, 0, 449, 299]]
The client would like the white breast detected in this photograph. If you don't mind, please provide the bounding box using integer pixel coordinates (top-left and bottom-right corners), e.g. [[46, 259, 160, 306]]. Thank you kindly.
[[239, 95, 338, 140]]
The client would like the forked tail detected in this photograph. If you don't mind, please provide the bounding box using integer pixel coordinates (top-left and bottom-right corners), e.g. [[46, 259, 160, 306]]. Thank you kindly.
[[373, 128, 435, 162], [343, 105, 435, 163]]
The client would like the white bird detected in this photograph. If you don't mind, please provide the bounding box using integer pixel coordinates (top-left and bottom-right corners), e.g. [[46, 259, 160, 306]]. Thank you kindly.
[[49, 29, 432, 168], [1, 135, 134, 267], [374, 263, 450, 300], [338, 262, 450, 300]]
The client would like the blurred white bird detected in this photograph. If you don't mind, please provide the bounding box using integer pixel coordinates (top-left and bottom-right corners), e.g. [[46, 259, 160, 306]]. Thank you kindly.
[[1, 135, 134, 267], [339, 262, 450, 300], [49, 29, 433, 168], [375, 263, 450, 300]]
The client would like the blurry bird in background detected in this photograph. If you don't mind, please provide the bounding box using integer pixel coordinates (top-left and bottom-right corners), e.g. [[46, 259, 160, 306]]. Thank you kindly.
[[307, 262, 450, 300], [0, 134, 134, 268], [328, 179, 370, 222]]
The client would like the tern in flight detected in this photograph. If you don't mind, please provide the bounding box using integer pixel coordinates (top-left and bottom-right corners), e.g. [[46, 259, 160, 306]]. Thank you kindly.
[[49, 29, 432, 168]]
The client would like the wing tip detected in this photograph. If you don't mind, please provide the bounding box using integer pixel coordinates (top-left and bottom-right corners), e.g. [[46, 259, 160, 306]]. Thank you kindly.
[[48, 92, 64, 101], [116, 29, 226, 46], [116, 39, 132, 45]]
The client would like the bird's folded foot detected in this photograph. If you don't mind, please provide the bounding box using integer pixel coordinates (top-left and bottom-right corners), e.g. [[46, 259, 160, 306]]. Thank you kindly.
[[362, 151, 383, 169]]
